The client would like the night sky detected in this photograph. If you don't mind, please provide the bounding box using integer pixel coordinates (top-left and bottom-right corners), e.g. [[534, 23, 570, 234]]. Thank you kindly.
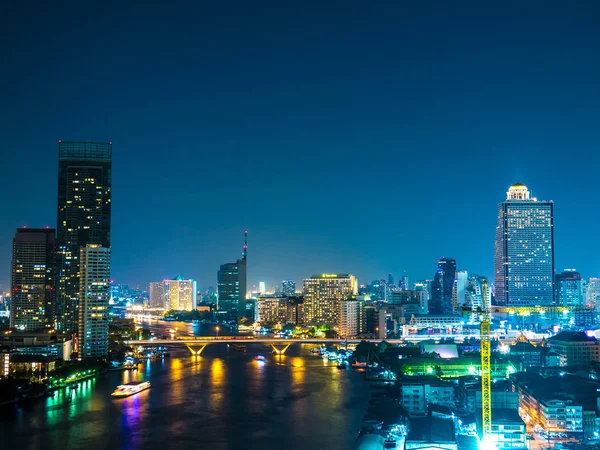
[[1, 1, 600, 292]]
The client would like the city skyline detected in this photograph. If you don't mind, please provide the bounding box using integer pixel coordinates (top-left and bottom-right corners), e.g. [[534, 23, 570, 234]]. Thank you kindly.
[[2, 3, 600, 292]]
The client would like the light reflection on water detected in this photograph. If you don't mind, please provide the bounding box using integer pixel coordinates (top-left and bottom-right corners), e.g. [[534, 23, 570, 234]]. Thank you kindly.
[[2, 349, 370, 450]]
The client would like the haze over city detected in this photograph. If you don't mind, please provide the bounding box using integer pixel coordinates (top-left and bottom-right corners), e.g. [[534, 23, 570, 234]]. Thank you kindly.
[[2, 1, 600, 290]]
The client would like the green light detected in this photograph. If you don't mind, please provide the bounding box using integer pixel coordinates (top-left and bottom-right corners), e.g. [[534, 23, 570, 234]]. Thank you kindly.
[[468, 366, 476, 374], [426, 367, 433, 374]]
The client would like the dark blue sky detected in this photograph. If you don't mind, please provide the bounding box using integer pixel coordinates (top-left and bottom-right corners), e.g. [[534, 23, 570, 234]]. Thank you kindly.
[[1, 1, 600, 292]]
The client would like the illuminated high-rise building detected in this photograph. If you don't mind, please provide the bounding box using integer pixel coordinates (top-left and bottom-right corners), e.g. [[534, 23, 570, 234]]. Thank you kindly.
[[302, 274, 358, 326], [10, 228, 56, 331], [338, 296, 361, 338], [259, 281, 266, 295], [56, 141, 112, 335], [78, 245, 110, 359], [217, 232, 248, 318], [555, 269, 583, 307], [430, 258, 456, 315], [452, 270, 468, 313], [494, 183, 554, 306], [282, 280, 296, 297], [164, 277, 197, 311], [587, 278, 600, 310], [149, 282, 167, 309]]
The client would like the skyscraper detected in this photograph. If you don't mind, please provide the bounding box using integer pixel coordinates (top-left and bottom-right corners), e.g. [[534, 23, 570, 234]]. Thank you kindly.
[[587, 278, 600, 310], [338, 296, 361, 338], [164, 277, 197, 311], [10, 228, 56, 331], [78, 244, 110, 359], [494, 183, 554, 306], [430, 258, 456, 315], [282, 280, 296, 297], [555, 269, 584, 307], [303, 274, 358, 325], [452, 270, 468, 313], [217, 232, 248, 318], [149, 282, 167, 309], [56, 141, 112, 335]]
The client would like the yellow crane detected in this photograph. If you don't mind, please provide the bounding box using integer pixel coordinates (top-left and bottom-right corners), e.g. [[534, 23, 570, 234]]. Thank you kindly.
[[480, 281, 492, 437], [465, 288, 592, 440]]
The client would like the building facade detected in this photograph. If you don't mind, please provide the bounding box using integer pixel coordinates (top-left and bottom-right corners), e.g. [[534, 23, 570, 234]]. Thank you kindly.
[[547, 331, 600, 366], [149, 282, 167, 309], [78, 245, 110, 359], [400, 376, 456, 415], [555, 270, 584, 307], [586, 277, 600, 310], [217, 233, 248, 319], [10, 228, 56, 331], [302, 274, 358, 326], [256, 296, 289, 324], [282, 280, 296, 297], [338, 296, 361, 338], [430, 258, 456, 315], [494, 183, 554, 306], [163, 278, 197, 311], [57, 141, 112, 335]]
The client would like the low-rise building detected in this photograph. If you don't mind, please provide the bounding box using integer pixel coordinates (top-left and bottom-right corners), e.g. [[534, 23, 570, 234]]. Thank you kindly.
[[10, 354, 57, 379], [547, 331, 600, 366], [400, 376, 455, 415], [485, 409, 527, 450]]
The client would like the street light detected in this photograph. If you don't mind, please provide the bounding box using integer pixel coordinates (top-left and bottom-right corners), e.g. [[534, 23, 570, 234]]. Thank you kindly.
[[216, 326, 220, 339]]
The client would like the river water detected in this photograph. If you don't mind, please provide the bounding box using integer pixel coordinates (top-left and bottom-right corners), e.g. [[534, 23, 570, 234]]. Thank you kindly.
[[1, 344, 370, 450]]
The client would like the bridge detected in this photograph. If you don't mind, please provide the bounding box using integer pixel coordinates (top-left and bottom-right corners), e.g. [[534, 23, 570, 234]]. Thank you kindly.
[[124, 333, 525, 356], [125, 337, 376, 355]]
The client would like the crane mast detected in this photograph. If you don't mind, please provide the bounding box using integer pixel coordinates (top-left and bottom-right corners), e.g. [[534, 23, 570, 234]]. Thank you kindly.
[[480, 280, 492, 438]]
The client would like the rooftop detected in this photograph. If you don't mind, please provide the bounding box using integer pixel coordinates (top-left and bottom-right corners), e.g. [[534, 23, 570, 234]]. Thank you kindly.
[[549, 331, 597, 343]]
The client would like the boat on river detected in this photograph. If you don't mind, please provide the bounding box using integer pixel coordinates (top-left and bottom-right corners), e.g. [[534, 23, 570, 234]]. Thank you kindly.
[[111, 381, 151, 398]]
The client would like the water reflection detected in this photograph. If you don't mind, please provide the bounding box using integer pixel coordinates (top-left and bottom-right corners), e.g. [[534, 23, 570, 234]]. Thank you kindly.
[[3, 354, 370, 450]]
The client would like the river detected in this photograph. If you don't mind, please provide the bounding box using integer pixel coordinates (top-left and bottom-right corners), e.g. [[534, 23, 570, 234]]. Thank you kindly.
[[1, 344, 370, 450]]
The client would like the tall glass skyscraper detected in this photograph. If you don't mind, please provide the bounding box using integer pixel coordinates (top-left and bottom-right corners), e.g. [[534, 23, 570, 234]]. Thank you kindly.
[[494, 183, 554, 306], [555, 269, 583, 307], [217, 232, 248, 318], [56, 141, 112, 335], [10, 228, 56, 331], [430, 257, 456, 314], [78, 244, 110, 359]]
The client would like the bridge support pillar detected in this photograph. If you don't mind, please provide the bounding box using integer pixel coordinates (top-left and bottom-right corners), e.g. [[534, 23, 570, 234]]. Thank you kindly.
[[269, 344, 291, 355], [185, 344, 207, 356]]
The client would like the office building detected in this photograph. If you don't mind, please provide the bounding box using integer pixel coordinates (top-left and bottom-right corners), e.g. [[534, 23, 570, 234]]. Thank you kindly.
[[256, 296, 289, 324], [164, 277, 197, 311], [555, 269, 584, 307], [149, 282, 167, 309], [465, 275, 491, 316], [453, 270, 468, 313], [10, 228, 56, 331], [400, 376, 456, 415], [56, 141, 112, 335], [586, 278, 600, 310], [430, 258, 456, 315], [483, 409, 527, 450], [282, 280, 296, 297], [78, 245, 110, 359], [494, 183, 554, 306], [338, 296, 361, 338], [258, 281, 266, 295], [303, 274, 358, 325], [217, 232, 248, 318], [547, 331, 600, 366]]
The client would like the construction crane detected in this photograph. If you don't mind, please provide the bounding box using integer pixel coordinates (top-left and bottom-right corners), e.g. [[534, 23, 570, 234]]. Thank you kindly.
[[463, 290, 593, 441], [480, 281, 492, 437]]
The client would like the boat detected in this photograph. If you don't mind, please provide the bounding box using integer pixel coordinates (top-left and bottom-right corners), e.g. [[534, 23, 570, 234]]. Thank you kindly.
[[111, 381, 151, 398], [351, 359, 367, 368], [364, 369, 397, 382], [69, 383, 80, 389], [228, 343, 248, 352], [254, 355, 266, 362]]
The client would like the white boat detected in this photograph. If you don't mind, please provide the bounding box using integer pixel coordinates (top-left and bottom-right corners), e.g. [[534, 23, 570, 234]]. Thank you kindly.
[[111, 381, 151, 398]]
